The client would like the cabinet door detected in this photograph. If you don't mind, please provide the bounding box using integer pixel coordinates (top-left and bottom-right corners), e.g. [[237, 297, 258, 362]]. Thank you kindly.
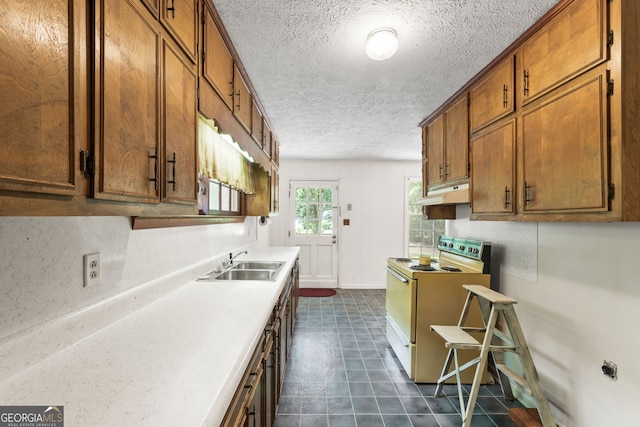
[[263, 334, 277, 427], [95, 0, 160, 203], [233, 65, 252, 132], [444, 96, 469, 183], [251, 100, 263, 145], [0, 0, 79, 196], [521, 69, 608, 213], [160, 0, 197, 62], [162, 39, 197, 205], [272, 140, 280, 168], [202, 3, 234, 109], [521, 0, 606, 104], [270, 168, 279, 214], [470, 119, 516, 215], [425, 117, 445, 187], [470, 55, 515, 133], [262, 122, 272, 157]]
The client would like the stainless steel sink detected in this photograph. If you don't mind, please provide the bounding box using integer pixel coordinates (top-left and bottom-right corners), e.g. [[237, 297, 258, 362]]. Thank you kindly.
[[232, 261, 285, 271], [213, 269, 278, 281], [196, 260, 285, 282]]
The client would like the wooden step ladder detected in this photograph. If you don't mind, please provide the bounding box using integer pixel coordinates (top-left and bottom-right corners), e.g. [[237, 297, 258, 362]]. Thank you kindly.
[[430, 284, 556, 427]]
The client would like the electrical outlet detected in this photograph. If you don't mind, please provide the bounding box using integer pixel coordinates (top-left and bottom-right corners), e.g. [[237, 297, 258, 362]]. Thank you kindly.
[[83, 253, 100, 287], [602, 360, 617, 380]]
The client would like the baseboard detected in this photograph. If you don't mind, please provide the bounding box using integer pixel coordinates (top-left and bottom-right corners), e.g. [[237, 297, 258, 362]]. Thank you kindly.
[[339, 284, 386, 290]]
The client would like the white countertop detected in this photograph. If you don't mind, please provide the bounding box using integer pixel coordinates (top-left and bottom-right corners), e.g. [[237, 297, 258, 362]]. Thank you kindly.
[[0, 246, 299, 427]]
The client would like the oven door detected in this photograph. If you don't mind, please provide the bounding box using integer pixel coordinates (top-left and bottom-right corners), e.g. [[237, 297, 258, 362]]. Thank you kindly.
[[385, 267, 416, 341], [385, 266, 417, 376]]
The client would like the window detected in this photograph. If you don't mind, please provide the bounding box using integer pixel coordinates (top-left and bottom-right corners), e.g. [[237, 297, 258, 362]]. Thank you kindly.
[[406, 177, 446, 258], [207, 179, 241, 215], [295, 186, 334, 235]]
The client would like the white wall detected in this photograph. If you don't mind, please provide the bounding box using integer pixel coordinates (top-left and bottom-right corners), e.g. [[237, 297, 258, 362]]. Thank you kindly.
[[270, 159, 422, 288], [0, 216, 267, 340], [449, 205, 640, 427]]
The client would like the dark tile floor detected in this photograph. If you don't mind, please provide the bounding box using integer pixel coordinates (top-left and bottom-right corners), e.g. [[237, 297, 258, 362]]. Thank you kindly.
[[274, 289, 524, 427]]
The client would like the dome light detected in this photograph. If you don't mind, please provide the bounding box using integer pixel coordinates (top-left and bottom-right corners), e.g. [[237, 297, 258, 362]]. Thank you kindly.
[[365, 28, 398, 61]]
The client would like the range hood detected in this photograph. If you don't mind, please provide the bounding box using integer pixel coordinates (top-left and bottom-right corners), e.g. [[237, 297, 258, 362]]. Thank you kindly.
[[415, 183, 469, 206]]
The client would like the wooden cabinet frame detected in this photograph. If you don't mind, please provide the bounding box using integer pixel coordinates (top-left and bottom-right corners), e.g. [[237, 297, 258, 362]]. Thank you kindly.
[[424, 0, 640, 222]]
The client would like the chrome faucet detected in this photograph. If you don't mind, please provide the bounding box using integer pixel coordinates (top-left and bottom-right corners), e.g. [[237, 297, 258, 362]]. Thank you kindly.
[[229, 250, 248, 266]]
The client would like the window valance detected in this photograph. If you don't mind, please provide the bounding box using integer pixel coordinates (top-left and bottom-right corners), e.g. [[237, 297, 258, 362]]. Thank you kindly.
[[198, 117, 256, 194]]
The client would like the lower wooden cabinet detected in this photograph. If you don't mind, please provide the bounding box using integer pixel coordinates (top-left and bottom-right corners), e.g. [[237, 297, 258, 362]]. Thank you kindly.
[[221, 261, 299, 427]]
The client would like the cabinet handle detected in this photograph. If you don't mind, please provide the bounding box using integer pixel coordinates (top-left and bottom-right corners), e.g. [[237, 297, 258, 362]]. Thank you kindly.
[[248, 405, 256, 427], [438, 164, 443, 180], [149, 148, 158, 191], [236, 90, 241, 110], [504, 186, 510, 209], [503, 84, 508, 108], [524, 181, 532, 206], [444, 164, 449, 179], [523, 70, 529, 97], [167, 0, 175, 18], [167, 152, 177, 191]]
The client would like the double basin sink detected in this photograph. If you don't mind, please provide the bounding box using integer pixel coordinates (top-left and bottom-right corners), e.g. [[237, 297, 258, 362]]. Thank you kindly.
[[198, 261, 285, 282]]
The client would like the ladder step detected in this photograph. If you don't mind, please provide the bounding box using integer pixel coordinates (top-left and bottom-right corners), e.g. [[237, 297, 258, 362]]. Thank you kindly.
[[463, 284, 517, 304], [430, 325, 481, 350], [496, 363, 532, 395]]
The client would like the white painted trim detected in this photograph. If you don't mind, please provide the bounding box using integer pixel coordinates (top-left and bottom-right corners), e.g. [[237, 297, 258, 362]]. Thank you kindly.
[[339, 284, 387, 290]]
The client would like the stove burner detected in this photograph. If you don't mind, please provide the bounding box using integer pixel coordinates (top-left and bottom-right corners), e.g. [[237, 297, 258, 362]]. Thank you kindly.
[[395, 258, 412, 262], [440, 266, 462, 272], [411, 265, 436, 271]]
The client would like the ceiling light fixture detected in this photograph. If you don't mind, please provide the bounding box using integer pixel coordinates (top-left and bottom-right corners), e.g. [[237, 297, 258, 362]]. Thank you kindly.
[[365, 28, 398, 61]]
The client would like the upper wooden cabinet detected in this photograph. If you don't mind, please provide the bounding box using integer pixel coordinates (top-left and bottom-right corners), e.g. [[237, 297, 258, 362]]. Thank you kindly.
[[202, 3, 234, 109], [521, 0, 607, 105], [418, 0, 640, 222], [470, 119, 516, 216], [94, 0, 161, 204], [271, 137, 280, 167], [0, 0, 83, 197], [262, 122, 272, 158], [233, 64, 252, 132], [159, 0, 198, 62], [424, 95, 469, 191], [521, 67, 608, 215], [94, 0, 196, 209], [425, 116, 445, 188], [251, 100, 263, 145], [162, 39, 198, 205], [470, 55, 515, 133]]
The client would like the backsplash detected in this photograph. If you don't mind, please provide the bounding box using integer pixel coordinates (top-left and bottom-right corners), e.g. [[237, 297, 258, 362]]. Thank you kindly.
[[449, 204, 538, 284], [0, 216, 261, 340]]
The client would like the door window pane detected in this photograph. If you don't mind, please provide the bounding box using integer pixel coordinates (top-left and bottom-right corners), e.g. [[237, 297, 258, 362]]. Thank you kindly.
[[295, 185, 334, 235]]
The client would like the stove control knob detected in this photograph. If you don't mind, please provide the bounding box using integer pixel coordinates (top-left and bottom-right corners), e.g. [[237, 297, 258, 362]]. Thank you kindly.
[[473, 248, 479, 254], [459, 246, 465, 251]]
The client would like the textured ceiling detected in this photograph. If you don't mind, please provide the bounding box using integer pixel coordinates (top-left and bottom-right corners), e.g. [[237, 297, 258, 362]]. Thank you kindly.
[[213, 0, 560, 161]]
